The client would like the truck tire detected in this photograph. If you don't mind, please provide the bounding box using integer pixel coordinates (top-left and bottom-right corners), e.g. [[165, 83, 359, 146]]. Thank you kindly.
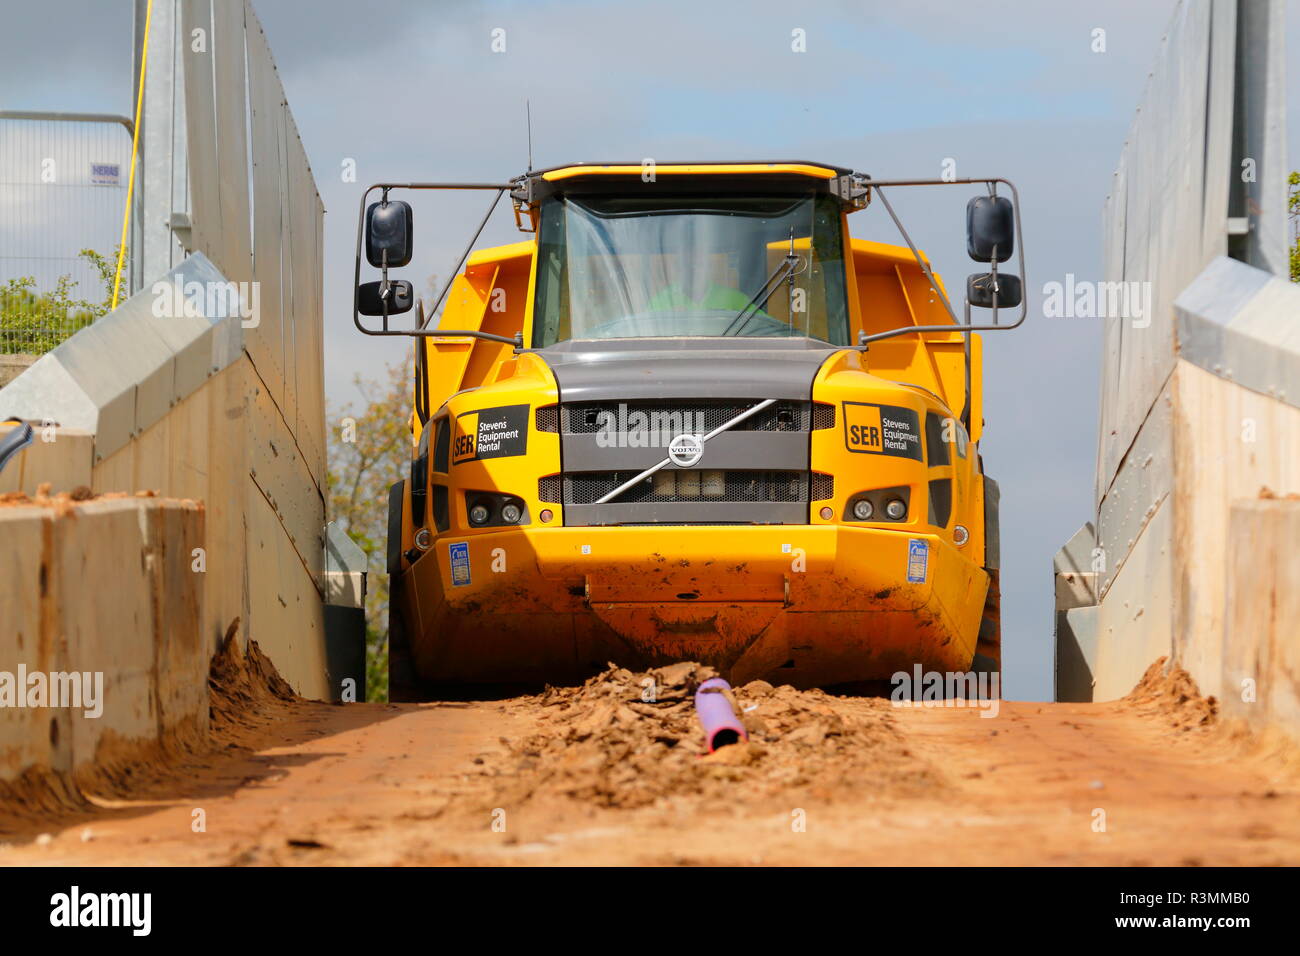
[[384, 478, 423, 702], [971, 568, 1001, 681], [387, 576, 421, 702]]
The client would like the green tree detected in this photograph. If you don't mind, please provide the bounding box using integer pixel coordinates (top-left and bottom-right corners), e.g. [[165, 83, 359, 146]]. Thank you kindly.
[[0, 247, 121, 354], [326, 360, 413, 702], [1289, 171, 1299, 283]]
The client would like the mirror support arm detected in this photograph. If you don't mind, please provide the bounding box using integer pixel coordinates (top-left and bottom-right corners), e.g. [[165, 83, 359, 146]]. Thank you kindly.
[[855, 176, 1027, 347], [872, 185, 962, 328], [353, 182, 519, 346], [421, 188, 508, 328], [962, 299, 973, 432]]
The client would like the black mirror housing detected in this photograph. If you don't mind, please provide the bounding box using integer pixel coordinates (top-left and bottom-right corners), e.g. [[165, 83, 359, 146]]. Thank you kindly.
[[357, 279, 414, 316], [365, 200, 413, 268], [966, 195, 1014, 263], [967, 272, 1022, 309]]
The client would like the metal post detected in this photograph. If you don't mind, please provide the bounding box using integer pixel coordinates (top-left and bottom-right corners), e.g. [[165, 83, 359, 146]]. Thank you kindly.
[[140, 0, 183, 288], [131, 0, 148, 294]]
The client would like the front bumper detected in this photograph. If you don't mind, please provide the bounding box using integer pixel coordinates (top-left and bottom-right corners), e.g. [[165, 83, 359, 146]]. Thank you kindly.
[[397, 523, 987, 686]]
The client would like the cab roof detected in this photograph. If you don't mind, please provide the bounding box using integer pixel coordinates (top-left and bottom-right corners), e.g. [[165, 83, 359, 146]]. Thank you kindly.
[[534, 161, 852, 181], [512, 161, 867, 209]]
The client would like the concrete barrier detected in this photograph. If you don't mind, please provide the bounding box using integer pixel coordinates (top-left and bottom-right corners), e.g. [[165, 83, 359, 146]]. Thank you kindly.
[[323, 523, 368, 703], [1053, 523, 1098, 702], [1056, 261, 1300, 742], [0, 497, 205, 788]]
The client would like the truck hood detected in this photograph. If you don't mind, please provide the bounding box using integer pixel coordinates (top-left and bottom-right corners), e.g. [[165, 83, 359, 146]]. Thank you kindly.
[[534, 337, 840, 402]]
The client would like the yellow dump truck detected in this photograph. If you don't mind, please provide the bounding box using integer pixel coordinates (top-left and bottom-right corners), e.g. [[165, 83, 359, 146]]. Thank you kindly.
[[352, 162, 1024, 698]]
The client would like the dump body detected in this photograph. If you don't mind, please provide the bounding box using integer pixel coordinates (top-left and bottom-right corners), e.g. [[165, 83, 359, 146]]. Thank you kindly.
[[388, 163, 999, 691]]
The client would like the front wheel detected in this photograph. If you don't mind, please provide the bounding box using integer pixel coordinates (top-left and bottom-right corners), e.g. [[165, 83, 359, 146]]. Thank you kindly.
[[386, 575, 422, 702], [971, 568, 1001, 683]]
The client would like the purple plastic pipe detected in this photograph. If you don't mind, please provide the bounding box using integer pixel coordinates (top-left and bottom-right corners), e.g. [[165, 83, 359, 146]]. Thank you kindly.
[[695, 677, 748, 752]]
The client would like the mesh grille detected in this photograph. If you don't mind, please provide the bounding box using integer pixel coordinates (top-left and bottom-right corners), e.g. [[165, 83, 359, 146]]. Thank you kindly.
[[811, 402, 836, 430], [617, 522, 753, 526], [564, 470, 808, 505], [810, 473, 835, 501], [537, 474, 563, 503], [535, 405, 559, 433], [560, 400, 813, 434]]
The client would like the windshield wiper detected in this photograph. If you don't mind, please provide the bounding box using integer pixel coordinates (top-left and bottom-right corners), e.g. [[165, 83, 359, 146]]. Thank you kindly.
[[722, 232, 804, 336]]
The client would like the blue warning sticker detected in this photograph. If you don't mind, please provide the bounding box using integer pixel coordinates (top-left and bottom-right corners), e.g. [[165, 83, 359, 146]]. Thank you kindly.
[[907, 539, 929, 583], [449, 541, 471, 587]]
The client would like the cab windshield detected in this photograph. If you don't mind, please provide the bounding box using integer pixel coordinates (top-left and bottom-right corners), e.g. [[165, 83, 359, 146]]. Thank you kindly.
[[532, 190, 850, 347]]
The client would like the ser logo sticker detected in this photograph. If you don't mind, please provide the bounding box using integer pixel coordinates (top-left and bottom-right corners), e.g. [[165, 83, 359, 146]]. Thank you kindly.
[[843, 402, 922, 461], [453, 403, 529, 465]]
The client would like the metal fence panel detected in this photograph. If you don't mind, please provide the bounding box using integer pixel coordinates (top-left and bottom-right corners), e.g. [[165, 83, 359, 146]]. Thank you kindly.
[[246, 12, 286, 403], [0, 116, 132, 353], [212, 0, 251, 284], [180, 0, 220, 279], [1097, 0, 1217, 497]]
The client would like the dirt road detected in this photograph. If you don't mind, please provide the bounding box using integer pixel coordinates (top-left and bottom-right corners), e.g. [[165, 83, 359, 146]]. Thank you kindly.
[[1, 645, 1297, 866]]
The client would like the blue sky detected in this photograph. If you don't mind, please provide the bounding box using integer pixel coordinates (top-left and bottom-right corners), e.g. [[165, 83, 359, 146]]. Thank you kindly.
[[4, 0, 1298, 699]]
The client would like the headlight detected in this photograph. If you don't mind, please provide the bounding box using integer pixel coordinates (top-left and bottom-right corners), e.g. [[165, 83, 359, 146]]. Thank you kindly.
[[500, 502, 522, 524], [852, 499, 874, 520], [885, 498, 907, 520], [468, 503, 490, 525]]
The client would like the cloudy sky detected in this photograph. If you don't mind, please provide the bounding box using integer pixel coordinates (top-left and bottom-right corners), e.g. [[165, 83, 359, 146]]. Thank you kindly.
[[4, 0, 1298, 699]]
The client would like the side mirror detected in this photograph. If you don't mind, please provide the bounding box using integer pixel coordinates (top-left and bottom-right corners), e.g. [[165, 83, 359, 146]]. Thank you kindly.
[[365, 200, 413, 268], [357, 279, 414, 316], [966, 195, 1014, 263], [966, 272, 1022, 309]]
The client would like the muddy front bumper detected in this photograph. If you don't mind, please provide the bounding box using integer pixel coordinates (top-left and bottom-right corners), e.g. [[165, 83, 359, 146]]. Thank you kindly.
[[397, 524, 988, 687]]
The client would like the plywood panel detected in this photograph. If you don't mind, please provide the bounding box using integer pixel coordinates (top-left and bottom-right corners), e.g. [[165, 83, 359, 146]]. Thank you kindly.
[[245, 477, 328, 698], [1172, 360, 1300, 697], [1222, 500, 1300, 733], [0, 500, 205, 782], [91, 362, 249, 655], [1096, 378, 1174, 601], [203, 360, 251, 652], [0, 508, 70, 780], [248, 367, 324, 584], [58, 500, 162, 758], [1093, 497, 1174, 700], [0, 426, 93, 495]]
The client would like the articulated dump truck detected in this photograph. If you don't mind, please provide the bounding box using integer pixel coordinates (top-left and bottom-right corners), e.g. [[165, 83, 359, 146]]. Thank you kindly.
[[352, 162, 1026, 699]]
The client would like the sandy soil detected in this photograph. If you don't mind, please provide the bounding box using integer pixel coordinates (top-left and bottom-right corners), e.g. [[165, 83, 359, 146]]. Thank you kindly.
[[1, 645, 1297, 867]]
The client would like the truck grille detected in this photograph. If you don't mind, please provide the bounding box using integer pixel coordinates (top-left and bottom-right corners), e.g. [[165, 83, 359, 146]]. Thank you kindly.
[[545, 396, 828, 526], [563, 470, 809, 505]]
